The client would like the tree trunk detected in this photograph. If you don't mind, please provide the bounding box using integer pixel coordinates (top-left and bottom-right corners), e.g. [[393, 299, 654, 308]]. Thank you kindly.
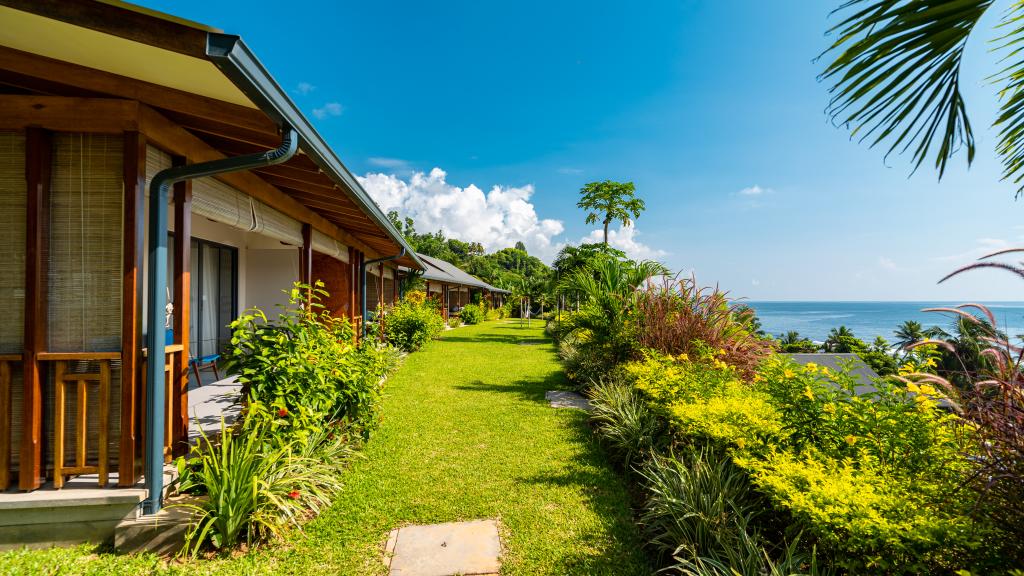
[[603, 220, 609, 245]]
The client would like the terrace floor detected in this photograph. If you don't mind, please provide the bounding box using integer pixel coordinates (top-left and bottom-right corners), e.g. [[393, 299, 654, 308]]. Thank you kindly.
[[0, 321, 648, 575]]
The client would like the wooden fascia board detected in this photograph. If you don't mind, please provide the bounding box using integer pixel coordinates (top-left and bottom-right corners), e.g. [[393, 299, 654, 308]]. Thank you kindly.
[[0, 94, 139, 132], [136, 104, 384, 257]]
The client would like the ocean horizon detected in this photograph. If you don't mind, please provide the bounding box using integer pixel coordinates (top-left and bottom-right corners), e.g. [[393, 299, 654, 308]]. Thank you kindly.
[[745, 301, 1024, 343]]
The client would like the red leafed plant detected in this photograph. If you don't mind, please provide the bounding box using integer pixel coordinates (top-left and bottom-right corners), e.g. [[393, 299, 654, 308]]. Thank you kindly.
[[900, 249, 1024, 558], [632, 275, 776, 377]]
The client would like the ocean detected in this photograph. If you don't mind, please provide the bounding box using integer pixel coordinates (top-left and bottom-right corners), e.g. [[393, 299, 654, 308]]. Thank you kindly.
[[745, 301, 1024, 343]]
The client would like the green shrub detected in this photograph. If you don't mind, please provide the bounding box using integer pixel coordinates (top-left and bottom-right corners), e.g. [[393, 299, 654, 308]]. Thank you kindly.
[[459, 303, 483, 325], [447, 316, 461, 329], [385, 296, 444, 352], [638, 447, 807, 573], [588, 378, 666, 471], [175, 419, 348, 556], [224, 282, 391, 432]]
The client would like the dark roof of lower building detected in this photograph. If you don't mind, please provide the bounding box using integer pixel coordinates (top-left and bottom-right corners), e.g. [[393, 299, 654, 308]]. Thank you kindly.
[[786, 353, 954, 410], [416, 253, 510, 293]]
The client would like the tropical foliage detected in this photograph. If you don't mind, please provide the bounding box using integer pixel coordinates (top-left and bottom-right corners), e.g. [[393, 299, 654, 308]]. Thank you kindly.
[[171, 282, 409, 556], [224, 282, 395, 434], [821, 0, 1024, 196], [566, 261, 1020, 572]]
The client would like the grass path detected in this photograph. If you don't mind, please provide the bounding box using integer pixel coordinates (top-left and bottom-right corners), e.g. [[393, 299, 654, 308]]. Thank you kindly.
[[0, 320, 649, 575]]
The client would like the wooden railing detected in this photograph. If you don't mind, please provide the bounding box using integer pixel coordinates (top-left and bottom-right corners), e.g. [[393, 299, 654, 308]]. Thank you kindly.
[[0, 354, 21, 489], [37, 351, 119, 488], [142, 344, 183, 465], [0, 347, 183, 490]]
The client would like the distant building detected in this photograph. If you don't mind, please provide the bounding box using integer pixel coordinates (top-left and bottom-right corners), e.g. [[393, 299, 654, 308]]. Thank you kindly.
[[409, 253, 510, 319]]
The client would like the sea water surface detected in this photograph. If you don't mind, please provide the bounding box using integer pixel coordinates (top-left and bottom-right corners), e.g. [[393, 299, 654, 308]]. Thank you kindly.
[[745, 301, 1024, 343]]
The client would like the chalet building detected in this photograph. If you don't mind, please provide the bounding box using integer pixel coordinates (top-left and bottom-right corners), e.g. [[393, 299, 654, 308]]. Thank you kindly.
[[0, 0, 423, 531], [415, 253, 510, 319]]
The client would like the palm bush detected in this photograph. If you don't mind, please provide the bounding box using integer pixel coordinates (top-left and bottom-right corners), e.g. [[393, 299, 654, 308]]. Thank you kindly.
[[588, 378, 666, 471], [556, 258, 668, 388]]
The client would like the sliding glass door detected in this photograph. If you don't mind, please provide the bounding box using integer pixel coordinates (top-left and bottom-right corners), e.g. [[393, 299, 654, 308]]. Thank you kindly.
[[189, 239, 237, 360]]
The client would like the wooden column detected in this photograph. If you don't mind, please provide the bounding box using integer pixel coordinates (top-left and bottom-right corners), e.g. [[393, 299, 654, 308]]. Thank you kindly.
[[378, 263, 384, 310], [347, 247, 357, 326], [171, 170, 191, 458], [119, 131, 146, 486], [299, 223, 312, 288], [20, 127, 50, 491]]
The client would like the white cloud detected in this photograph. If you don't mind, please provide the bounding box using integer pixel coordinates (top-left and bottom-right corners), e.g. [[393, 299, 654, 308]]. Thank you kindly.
[[368, 157, 410, 169], [359, 167, 566, 262], [738, 184, 771, 196], [312, 102, 343, 119], [878, 256, 899, 271], [931, 238, 1014, 263], [580, 223, 667, 261], [557, 167, 584, 175], [296, 82, 316, 95]]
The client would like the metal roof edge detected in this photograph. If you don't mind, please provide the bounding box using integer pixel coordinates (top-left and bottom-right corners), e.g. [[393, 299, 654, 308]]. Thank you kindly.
[[204, 33, 425, 270]]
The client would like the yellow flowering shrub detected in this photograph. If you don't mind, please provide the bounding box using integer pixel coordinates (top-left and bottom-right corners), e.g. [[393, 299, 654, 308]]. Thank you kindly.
[[741, 450, 983, 574], [625, 349, 784, 449], [624, 349, 987, 573]]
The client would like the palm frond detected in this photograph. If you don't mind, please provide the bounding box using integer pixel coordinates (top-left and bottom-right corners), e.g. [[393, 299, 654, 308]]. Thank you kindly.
[[994, 2, 1024, 195], [822, 0, 993, 179]]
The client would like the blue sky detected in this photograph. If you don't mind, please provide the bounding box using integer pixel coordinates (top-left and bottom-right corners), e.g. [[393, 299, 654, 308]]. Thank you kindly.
[[140, 1, 1024, 300]]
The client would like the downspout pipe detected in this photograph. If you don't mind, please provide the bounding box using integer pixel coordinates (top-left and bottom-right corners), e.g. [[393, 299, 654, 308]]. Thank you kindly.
[[361, 248, 406, 338], [142, 128, 298, 515]]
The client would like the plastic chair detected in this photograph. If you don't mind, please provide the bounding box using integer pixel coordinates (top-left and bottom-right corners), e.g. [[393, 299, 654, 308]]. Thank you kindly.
[[166, 329, 220, 386]]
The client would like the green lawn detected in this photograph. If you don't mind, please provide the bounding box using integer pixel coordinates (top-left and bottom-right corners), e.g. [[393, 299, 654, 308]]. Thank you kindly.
[[0, 320, 650, 575]]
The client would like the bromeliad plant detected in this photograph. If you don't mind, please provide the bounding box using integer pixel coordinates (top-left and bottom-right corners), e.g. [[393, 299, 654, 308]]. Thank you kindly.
[[175, 419, 347, 556]]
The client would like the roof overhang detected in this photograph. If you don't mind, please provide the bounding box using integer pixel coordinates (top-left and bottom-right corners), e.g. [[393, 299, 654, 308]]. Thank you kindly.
[[0, 0, 424, 269]]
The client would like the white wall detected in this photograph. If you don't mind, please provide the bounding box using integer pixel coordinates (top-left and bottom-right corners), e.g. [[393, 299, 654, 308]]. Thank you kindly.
[[245, 248, 299, 315]]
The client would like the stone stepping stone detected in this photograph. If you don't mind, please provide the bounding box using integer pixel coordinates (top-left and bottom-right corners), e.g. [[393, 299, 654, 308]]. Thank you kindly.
[[545, 390, 591, 411], [385, 519, 501, 576]]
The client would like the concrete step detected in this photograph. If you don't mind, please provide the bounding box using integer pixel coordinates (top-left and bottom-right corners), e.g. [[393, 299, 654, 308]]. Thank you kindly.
[[0, 468, 177, 550]]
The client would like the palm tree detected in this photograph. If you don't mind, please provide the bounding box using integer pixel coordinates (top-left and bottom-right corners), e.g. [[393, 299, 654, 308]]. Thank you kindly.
[[893, 320, 924, 350], [823, 326, 856, 353], [822, 2, 1024, 196], [779, 331, 804, 347], [577, 180, 645, 245]]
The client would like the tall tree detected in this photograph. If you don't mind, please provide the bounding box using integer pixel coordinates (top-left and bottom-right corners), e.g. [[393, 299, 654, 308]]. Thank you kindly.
[[821, 0, 1024, 196], [577, 180, 645, 245]]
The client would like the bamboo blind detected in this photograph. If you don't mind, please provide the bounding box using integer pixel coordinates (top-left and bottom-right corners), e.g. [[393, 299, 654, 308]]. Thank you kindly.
[[0, 132, 25, 472], [312, 229, 350, 263], [252, 200, 303, 246], [46, 133, 123, 468], [0, 131, 25, 355], [366, 269, 380, 311]]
